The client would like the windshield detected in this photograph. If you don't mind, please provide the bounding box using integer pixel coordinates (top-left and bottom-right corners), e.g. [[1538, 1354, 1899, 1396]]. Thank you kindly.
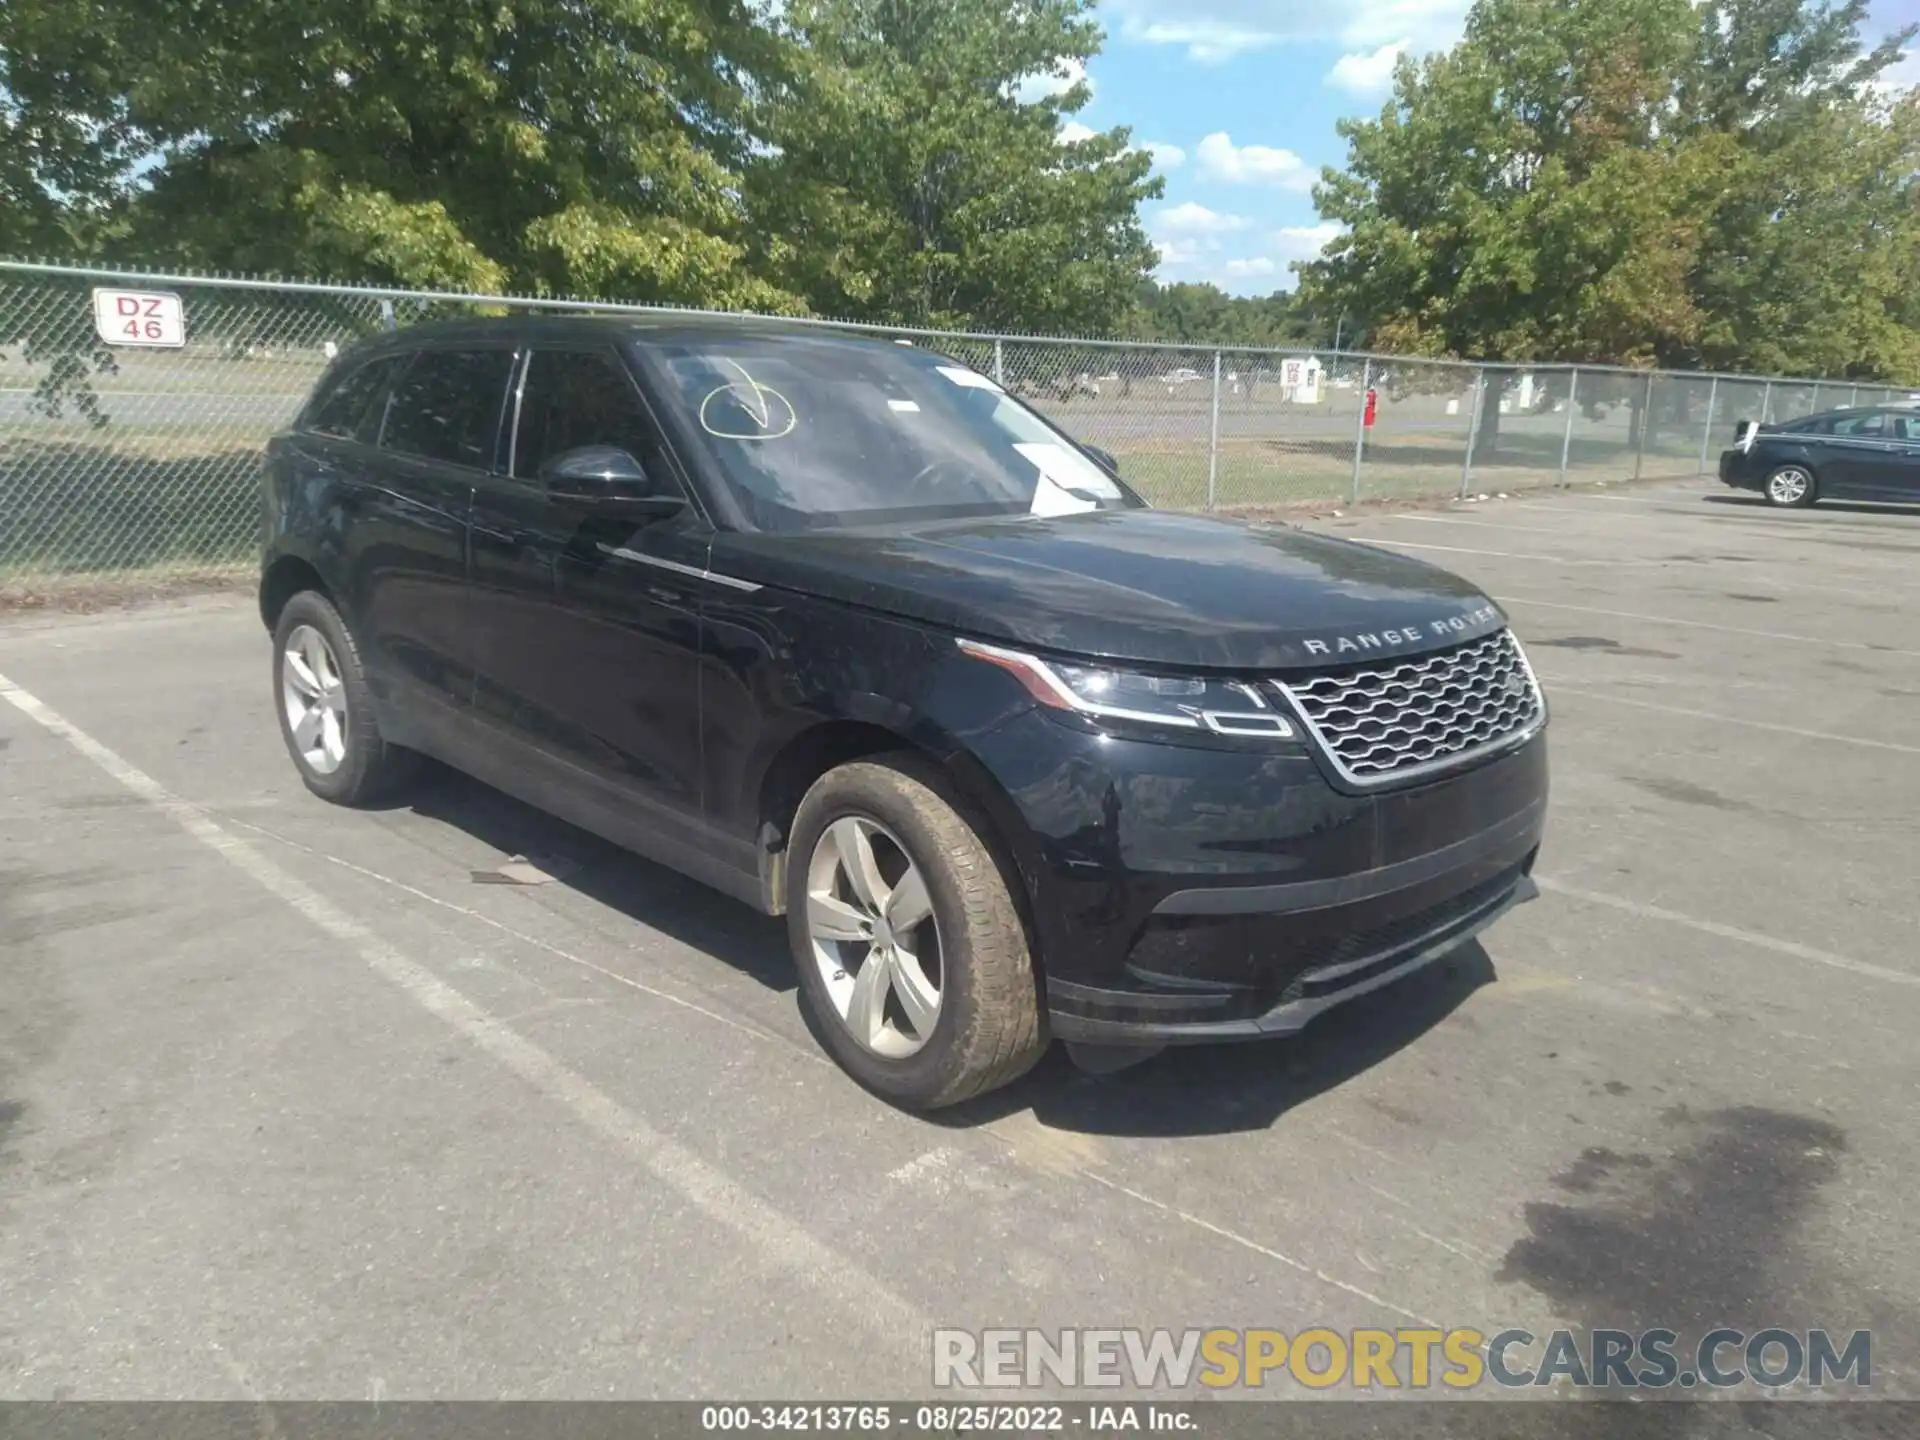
[[641, 334, 1140, 532]]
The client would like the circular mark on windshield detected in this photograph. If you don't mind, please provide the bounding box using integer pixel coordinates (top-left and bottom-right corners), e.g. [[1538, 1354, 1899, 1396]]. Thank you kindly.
[[700, 361, 797, 441]]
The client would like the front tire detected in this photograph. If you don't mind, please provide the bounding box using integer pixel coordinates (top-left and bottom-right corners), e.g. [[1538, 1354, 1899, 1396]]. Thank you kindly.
[[786, 756, 1046, 1110], [1764, 464, 1817, 508], [272, 590, 419, 805]]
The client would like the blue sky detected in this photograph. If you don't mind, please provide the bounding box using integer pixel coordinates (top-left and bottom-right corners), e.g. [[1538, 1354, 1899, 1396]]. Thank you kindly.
[[1028, 0, 1920, 296]]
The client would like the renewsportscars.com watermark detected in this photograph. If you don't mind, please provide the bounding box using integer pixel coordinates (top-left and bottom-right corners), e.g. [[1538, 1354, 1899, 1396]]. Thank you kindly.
[[933, 1327, 1873, 1392]]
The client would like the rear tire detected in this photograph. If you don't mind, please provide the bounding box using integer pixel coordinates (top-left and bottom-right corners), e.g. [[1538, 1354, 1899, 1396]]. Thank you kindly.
[[1763, 464, 1817, 508], [272, 590, 420, 806], [786, 756, 1046, 1110]]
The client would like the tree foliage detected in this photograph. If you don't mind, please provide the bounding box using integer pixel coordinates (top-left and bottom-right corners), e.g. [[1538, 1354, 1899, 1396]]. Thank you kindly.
[[746, 0, 1160, 333], [1296, 0, 1920, 382], [0, 0, 1161, 328], [4, 0, 812, 307], [6, 0, 1917, 366], [1122, 281, 1315, 348]]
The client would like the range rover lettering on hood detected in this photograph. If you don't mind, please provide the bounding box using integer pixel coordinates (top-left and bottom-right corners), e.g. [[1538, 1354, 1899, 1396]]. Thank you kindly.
[[1302, 604, 1504, 659]]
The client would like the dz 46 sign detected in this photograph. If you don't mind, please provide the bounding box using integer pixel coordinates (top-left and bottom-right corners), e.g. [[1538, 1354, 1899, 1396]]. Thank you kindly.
[[92, 288, 187, 348]]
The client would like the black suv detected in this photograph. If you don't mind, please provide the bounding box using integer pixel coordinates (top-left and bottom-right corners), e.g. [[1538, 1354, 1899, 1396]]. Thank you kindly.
[[1719, 405, 1920, 507], [261, 316, 1550, 1109]]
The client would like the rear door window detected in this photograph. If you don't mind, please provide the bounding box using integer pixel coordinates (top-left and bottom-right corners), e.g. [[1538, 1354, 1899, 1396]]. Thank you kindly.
[[378, 348, 517, 469], [1831, 412, 1887, 438], [304, 355, 402, 441]]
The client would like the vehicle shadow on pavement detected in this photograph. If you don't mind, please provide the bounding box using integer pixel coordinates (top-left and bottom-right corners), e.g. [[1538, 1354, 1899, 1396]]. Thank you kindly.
[[1699, 493, 1919, 520], [376, 765, 1498, 1138], [938, 945, 1498, 1139], [397, 766, 798, 994]]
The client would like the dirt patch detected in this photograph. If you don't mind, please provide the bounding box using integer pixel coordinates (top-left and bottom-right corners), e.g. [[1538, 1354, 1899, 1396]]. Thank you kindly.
[[1532, 635, 1681, 660], [1621, 775, 1757, 813], [1500, 1105, 1848, 1337], [0, 567, 252, 616]]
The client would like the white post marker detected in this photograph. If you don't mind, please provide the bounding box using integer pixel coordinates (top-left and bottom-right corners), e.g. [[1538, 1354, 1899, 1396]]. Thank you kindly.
[[91, 288, 187, 348]]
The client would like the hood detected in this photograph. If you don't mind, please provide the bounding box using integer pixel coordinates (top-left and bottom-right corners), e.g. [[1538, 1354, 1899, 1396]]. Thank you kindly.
[[709, 508, 1507, 671]]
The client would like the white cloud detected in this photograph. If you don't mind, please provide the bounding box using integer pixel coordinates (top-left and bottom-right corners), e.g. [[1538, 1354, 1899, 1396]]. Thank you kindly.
[[1274, 222, 1344, 262], [1057, 120, 1098, 144], [1222, 257, 1277, 277], [1154, 237, 1204, 267], [1014, 56, 1093, 104], [1327, 38, 1410, 96], [1153, 202, 1251, 235], [1104, 0, 1469, 64], [1195, 131, 1312, 189], [1139, 141, 1187, 171], [1342, 0, 1471, 50]]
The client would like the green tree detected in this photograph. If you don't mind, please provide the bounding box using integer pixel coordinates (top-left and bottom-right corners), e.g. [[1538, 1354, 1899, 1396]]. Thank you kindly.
[[746, 0, 1160, 333], [1124, 281, 1315, 348], [0, 0, 142, 258], [1679, 1, 1920, 379], [1, 0, 803, 308], [1295, 0, 1919, 449]]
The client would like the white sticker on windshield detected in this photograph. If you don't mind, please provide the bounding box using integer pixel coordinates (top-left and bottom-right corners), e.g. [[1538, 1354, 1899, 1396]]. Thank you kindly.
[[1015, 443, 1123, 517], [888, 399, 921, 412], [935, 365, 1005, 393]]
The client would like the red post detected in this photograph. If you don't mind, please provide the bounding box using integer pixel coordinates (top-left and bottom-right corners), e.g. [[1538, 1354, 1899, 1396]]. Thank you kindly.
[[1363, 388, 1379, 429]]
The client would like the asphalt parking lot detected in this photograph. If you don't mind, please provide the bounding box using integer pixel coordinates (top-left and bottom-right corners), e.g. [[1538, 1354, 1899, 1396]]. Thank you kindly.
[[2, 478, 1918, 1416]]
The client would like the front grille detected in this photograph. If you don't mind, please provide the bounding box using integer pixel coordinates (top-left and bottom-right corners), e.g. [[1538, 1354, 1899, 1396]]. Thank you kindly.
[[1275, 629, 1543, 786]]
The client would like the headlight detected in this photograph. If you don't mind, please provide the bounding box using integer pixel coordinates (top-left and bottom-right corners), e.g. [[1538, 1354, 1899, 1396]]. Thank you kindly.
[[956, 638, 1296, 738]]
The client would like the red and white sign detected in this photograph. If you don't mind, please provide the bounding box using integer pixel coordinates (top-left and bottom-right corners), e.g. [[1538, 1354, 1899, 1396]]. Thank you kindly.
[[1281, 356, 1323, 404], [92, 288, 187, 348]]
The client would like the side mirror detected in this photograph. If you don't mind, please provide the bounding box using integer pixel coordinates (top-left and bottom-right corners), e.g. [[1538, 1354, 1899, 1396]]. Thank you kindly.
[[539, 446, 685, 517], [1081, 444, 1121, 478]]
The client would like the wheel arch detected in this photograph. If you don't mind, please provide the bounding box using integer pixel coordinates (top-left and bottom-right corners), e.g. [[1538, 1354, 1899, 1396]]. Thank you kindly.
[[260, 551, 333, 632], [754, 719, 1044, 962]]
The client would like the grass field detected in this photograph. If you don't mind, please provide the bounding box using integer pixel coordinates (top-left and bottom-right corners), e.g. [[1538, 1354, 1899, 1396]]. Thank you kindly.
[[1112, 428, 1710, 511], [0, 377, 1717, 589]]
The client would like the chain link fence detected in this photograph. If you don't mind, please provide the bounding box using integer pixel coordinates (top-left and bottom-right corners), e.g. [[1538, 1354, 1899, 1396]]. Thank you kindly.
[[3, 259, 1912, 590]]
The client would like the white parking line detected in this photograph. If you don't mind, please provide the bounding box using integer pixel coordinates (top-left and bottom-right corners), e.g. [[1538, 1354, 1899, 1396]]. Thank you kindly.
[[224, 814, 820, 1059], [0, 667, 936, 1362], [1572, 492, 1703, 504], [1354, 537, 1658, 567], [3, 668, 1467, 1338], [1361, 528, 1906, 601], [1500, 596, 1920, 657], [1507, 497, 1920, 531], [1535, 681, 1920, 755], [1375, 513, 1578, 537], [1535, 877, 1919, 990], [1077, 1173, 1445, 1329]]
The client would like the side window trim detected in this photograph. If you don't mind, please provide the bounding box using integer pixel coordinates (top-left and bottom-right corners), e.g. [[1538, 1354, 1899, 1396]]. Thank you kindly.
[[507, 344, 677, 487], [300, 351, 401, 443], [369, 349, 414, 450], [373, 343, 518, 473], [505, 344, 539, 483]]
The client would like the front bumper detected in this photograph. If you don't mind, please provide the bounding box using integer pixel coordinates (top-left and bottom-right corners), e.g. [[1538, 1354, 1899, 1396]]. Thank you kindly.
[[964, 710, 1549, 1045]]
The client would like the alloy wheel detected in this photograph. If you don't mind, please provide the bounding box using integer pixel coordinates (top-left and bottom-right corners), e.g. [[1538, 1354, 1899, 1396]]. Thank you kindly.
[[1767, 468, 1811, 505], [804, 816, 943, 1058], [281, 624, 349, 775]]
